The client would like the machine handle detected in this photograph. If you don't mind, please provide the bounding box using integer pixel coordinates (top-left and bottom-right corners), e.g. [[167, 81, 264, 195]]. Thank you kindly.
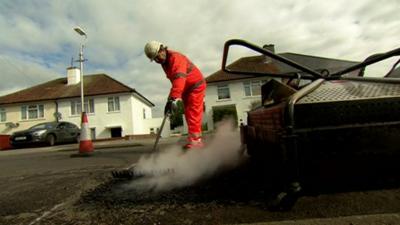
[[329, 47, 400, 78], [221, 39, 323, 79]]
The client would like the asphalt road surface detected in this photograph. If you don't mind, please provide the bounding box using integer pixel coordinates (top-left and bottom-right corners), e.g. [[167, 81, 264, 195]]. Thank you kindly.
[[1, 138, 400, 225]]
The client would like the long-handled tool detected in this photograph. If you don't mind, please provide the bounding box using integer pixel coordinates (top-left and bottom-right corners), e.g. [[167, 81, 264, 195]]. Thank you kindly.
[[111, 113, 171, 179], [151, 112, 169, 152]]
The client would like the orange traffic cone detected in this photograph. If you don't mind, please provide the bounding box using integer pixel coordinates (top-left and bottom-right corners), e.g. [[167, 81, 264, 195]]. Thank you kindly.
[[71, 112, 94, 157]]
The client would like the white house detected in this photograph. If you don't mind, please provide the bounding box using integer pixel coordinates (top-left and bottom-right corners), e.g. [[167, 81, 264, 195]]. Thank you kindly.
[[204, 77, 268, 130], [0, 67, 167, 139], [204, 44, 360, 130]]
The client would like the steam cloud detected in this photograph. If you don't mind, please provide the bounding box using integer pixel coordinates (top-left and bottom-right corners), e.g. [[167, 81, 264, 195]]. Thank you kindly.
[[123, 119, 246, 193]]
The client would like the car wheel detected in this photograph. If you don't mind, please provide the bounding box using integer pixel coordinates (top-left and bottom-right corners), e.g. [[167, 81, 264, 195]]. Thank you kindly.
[[46, 134, 55, 146]]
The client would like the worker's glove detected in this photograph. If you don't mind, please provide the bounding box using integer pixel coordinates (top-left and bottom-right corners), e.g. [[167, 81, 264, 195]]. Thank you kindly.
[[164, 97, 181, 116]]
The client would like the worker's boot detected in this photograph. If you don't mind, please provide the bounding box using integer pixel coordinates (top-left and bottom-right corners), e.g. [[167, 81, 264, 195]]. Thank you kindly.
[[183, 137, 204, 150]]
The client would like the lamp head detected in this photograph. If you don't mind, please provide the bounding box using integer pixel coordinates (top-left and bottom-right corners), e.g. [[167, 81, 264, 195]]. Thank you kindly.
[[73, 26, 87, 37]]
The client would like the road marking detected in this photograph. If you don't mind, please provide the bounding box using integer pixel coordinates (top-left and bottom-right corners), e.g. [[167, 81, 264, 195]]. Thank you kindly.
[[27, 202, 65, 225]]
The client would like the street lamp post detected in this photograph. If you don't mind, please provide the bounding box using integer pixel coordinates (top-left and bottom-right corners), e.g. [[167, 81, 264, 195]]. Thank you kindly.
[[73, 26, 87, 113], [72, 26, 94, 155]]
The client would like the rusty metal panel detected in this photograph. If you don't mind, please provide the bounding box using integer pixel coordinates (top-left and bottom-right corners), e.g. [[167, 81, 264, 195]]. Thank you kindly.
[[247, 102, 286, 144]]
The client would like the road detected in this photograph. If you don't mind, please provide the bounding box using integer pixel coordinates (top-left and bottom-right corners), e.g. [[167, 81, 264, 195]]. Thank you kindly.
[[0, 137, 400, 225]]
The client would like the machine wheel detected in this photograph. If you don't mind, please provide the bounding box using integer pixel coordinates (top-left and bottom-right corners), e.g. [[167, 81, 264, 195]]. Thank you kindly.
[[46, 134, 56, 146], [268, 192, 297, 211], [268, 182, 302, 211], [246, 142, 259, 157]]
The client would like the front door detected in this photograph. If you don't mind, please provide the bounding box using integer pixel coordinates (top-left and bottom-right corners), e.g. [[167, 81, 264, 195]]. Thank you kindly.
[[111, 127, 122, 138]]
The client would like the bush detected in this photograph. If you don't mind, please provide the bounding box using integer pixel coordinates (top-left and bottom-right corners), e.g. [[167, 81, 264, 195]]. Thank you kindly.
[[202, 123, 208, 131], [212, 104, 238, 127]]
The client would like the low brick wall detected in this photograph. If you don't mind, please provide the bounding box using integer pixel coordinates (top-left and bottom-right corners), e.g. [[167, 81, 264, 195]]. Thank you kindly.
[[0, 135, 12, 150], [92, 134, 156, 142], [124, 134, 156, 140]]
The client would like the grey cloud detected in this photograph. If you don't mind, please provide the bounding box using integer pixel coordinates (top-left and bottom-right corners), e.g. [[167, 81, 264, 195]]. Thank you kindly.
[[0, 0, 399, 117], [0, 55, 58, 95]]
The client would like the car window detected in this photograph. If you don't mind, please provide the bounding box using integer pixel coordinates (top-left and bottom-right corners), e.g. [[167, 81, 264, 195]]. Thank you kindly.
[[30, 123, 54, 130], [66, 123, 78, 129]]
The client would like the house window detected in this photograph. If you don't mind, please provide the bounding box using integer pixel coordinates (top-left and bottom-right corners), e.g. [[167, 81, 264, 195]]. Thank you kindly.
[[108, 97, 120, 112], [0, 108, 6, 122], [143, 108, 146, 119], [71, 99, 95, 115], [90, 128, 96, 140], [217, 84, 230, 100], [243, 80, 264, 96], [21, 104, 44, 120]]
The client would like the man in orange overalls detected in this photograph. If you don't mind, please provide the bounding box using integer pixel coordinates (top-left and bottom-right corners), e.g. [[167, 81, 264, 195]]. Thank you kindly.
[[144, 41, 206, 149]]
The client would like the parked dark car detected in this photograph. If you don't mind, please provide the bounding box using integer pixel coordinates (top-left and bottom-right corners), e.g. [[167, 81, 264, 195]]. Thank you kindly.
[[10, 122, 80, 147]]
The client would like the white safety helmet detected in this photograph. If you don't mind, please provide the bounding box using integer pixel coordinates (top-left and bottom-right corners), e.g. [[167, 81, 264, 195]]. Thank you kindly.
[[144, 41, 164, 61]]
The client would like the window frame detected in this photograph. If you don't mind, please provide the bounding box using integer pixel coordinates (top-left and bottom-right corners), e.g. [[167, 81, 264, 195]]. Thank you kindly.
[[70, 99, 95, 116], [0, 108, 6, 122], [108, 96, 120, 112], [243, 80, 266, 97], [217, 84, 231, 100], [21, 104, 44, 120]]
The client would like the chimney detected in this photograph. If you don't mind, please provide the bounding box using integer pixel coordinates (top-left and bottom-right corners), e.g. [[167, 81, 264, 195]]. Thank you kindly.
[[67, 67, 81, 85], [262, 44, 275, 64]]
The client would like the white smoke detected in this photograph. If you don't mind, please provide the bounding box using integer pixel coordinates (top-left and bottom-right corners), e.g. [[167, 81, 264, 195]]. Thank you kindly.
[[123, 119, 247, 192]]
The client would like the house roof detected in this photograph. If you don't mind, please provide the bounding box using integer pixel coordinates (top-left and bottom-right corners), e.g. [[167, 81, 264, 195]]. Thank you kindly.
[[205, 52, 360, 83], [387, 67, 400, 77], [0, 74, 154, 106]]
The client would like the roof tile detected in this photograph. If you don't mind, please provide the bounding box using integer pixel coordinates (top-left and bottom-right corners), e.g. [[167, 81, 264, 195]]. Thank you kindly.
[[0, 74, 152, 105]]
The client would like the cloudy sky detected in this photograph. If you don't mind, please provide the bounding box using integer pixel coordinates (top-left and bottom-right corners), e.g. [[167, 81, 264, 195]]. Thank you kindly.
[[1, 0, 399, 116]]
